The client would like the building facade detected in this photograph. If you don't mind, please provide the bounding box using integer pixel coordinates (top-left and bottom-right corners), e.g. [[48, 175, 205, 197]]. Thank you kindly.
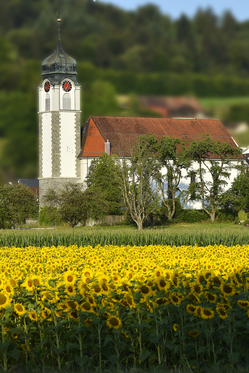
[[38, 17, 81, 205]]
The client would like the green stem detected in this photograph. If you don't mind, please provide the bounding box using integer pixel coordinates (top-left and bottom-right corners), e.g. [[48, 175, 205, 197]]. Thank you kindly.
[[1, 313, 7, 372], [53, 311, 61, 371]]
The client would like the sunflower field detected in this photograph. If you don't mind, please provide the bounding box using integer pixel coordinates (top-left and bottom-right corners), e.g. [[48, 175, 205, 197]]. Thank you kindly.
[[1, 244, 249, 372]]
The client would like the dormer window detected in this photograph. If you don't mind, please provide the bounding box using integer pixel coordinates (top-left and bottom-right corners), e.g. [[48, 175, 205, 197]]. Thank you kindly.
[[45, 94, 50, 111], [63, 93, 71, 110]]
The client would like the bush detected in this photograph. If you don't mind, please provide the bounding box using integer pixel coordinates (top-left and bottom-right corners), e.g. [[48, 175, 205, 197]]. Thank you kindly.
[[39, 206, 61, 226], [173, 209, 209, 223], [216, 209, 236, 222]]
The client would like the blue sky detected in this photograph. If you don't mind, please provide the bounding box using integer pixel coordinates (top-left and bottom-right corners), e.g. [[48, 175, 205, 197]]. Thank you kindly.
[[98, 0, 248, 21]]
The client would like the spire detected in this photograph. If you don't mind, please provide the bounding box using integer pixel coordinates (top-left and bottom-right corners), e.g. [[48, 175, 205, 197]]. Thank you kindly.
[[57, 10, 61, 45], [41, 12, 78, 83]]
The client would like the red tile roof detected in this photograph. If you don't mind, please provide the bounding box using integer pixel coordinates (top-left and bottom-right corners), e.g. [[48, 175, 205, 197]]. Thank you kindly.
[[79, 116, 242, 159]]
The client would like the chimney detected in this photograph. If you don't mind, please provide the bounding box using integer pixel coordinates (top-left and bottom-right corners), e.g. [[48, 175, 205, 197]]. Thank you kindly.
[[105, 139, 111, 155]]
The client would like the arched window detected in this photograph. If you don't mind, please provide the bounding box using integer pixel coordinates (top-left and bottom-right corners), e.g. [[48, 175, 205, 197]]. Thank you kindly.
[[45, 94, 50, 111], [63, 93, 71, 110]]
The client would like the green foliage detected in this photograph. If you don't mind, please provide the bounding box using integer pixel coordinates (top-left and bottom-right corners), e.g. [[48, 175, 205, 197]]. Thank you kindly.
[[238, 209, 248, 221], [39, 206, 61, 226], [1, 224, 249, 247], [118, 134, 160, 230], [43, 183, 108, 228], [220, 170, 249, 213], [225, 103, 249, 123], [185, 135, 241, 222], [156, 136, 191, 220], [0, 183, 38, 228], [86, 153, 124, 215]]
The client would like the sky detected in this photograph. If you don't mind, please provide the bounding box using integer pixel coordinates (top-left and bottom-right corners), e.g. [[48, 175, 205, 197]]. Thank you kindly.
[[98, 0, 249, 21]]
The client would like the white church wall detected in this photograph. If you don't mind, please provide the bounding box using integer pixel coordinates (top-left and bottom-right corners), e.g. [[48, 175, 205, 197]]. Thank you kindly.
[[75, 86, 81, 111], [60, 112, 77, 177], [41, 112, 52, 177], [80, 158, 94, 185]]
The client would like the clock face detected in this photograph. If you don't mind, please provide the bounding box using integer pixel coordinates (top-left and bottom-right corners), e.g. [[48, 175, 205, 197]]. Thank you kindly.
[[62, 81, 72, 92], [44, 81, 50, 92]]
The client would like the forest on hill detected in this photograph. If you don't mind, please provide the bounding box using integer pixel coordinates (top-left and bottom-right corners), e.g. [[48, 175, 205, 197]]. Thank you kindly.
[[0, 0, 249, 183]]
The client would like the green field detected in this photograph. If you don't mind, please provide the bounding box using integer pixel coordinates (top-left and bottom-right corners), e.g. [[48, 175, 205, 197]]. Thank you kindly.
[[0, 222, 248, 247]]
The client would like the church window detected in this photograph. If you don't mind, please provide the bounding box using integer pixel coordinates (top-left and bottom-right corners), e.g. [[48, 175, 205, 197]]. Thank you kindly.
[[63, 93, 71, 110], [45, 94, 50, 111]]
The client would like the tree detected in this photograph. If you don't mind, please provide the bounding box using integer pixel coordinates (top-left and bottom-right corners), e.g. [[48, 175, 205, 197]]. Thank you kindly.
[[219, 165, 249, 213], [0, 184, 38, 228], [118, 134, 160, 230], [184, 135, 241, 222], [156, 136, 191, 220], [43, 183, 108, 228], [86, 153, 124, 215]]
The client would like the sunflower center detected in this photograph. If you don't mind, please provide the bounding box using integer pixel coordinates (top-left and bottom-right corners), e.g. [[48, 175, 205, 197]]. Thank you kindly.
[[109, 317, 119, 326], [159, 279, 166, 287], [67, 275, 73, 282], [82, 302, 91, 311], [16, 305, 23, 312], [0, 294, 7, 305], [141, 286, 149, 294], [28, 280, 33, 287]]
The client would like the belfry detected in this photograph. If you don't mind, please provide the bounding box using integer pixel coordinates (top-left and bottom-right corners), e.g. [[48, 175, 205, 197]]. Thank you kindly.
[[38, 14, 81, 205]]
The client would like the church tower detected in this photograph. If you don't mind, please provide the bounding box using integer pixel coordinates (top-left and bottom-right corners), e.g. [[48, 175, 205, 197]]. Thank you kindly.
[[38, 15, 81, 205]]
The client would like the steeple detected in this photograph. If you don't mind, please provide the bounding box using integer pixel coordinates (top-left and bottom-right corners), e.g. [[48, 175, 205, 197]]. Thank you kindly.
[[41, 12, 78, 84]]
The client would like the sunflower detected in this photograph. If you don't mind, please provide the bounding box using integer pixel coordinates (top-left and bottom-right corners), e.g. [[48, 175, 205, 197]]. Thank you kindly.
[[220, 284, 236, 297], [216, 306, 228, 319], [173, 324, 178, 331], [14, 303, 26, 317], [170, 293, 183, 306], [106, 315, 122, 330], [66, 300, 79, 310], [23, 277, 34, 292], [154, 297, 170, 307], [92, 283, 102, 295], [120, 293, 135, 309], [0, 293, 10, 309], [21, 344, 30, 352], [32, 275, 43, 287], [205, 292, 217, 303], [3, 284, 14, 296], [29, 311, 39, 321], [157, 276, 170, 291], [139, 285, 152, 298], [188, 330, 199, 338], [65, 284, 76, 297], [237, 300, 249, 308], [192, 282, 203, 294], [99, 280, 110, 295], [186, 304, 196, 314], [200, 307, 215, 320], [63, 271, 77, 286], [41, 308, 52, 321], [171, 271, 180, 287], [41, 291, 58, 304], [69, 310, 78, 321], [83, 318, 92, 327], [80, 301, 94, 313], [188, 293, 201, 304]]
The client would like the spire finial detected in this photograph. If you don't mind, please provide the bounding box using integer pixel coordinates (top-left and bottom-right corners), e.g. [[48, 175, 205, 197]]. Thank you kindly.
[[57, 11, 61, 41]]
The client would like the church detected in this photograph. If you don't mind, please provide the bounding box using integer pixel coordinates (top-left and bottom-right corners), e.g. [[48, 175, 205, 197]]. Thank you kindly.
[[38, 17, 244, 208]]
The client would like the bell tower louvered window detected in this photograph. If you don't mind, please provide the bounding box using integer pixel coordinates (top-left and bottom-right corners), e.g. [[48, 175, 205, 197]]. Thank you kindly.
[[63, 93, 71, 110], [45, 94, 50, 111]]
